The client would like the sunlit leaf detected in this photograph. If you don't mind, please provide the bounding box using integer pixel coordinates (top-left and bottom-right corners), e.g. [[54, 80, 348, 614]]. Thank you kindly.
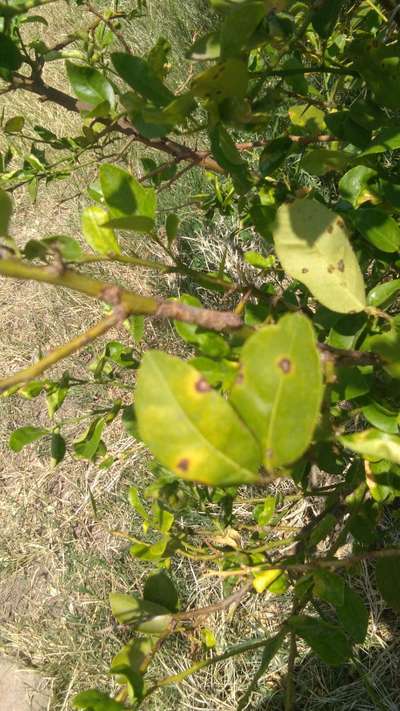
[[81, 206, 120, 255], [135, 351, 261, 486], [231, 313, 323, 471], [274, 198, 366, 313]]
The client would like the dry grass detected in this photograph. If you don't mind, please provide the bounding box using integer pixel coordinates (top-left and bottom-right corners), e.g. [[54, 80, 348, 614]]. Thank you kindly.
[[0, 2, 400, 710]]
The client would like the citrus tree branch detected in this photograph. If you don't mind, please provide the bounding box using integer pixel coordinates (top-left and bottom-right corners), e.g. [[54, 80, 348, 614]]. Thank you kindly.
[[205, 547, 400, 578], [0, 258, 243, 329], [0, 312, 123, 392]]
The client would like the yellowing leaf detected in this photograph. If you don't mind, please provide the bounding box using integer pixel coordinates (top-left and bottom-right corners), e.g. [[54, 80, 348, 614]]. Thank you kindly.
[[340, 429, 400, 464], [253, 569, 285, 593], [81, 205, 120, 255], [191, 58, 249, 100], [135, 351, 261, 486], [274, 198, 366, 313], [231, 313, 323, 471]]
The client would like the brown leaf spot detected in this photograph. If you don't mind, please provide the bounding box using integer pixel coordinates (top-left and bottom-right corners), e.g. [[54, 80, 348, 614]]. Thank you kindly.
[[278, 357, 292, 374], [337, 259, 345, 272], [195, 377, 211, 393], [327, 264, 335, 273], [177, 458, 190, 473], [327, 224, 334, 234], [336, 218, 345, 229], [302, 267, 309, 274]]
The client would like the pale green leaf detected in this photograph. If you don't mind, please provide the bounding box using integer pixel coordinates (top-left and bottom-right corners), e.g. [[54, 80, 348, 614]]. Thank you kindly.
[[274, 198, 366, 313], [81, 206, 120, 255], [135, 351, 261, 486], [231, 313, 324, 470], [340, 429, 400, 464]]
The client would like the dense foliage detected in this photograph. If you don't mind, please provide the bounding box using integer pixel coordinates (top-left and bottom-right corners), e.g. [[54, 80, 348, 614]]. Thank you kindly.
[[1, 0, 400, 708]]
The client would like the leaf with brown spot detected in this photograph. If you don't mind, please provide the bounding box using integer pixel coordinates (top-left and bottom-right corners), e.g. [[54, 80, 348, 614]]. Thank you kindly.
[[231, 313, 324, 471], [274, 198, 366, 313], [135, 351, 261, 486]]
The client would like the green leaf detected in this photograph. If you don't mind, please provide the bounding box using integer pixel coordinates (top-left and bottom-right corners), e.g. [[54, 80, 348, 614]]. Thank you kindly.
[[254, 495, 276, 526], [362, 401, 399, 435], [72, 689, 125, 710], [300, 149, 351, 177], [100, 164, 156, 219], [244, 251, 275, 270], [51, 432, 66, 467], [253, 569, 288, 594], [288, 615, 352, 666], [237, 633, 285, 711], [311, 0, 345, 38], [188, 31, 221, 61], [340, 429, 400, 464], [376, 555, 400, 612], [111, 52, 174, 106], [220, 1, 265, 58], [209, 123, 252, 194], [350, 209, 400, 253], [368, 280, 400, 309], [81, 206, 120, 255], [110, 638, 154, 702], [191, 58, 249, 100], [274, 198, 366, 313], [66, 61, 115, 108], [124, 314, 145, 343], [47, 384, 68, 417], [147, 36, 171, 80], [336, 585, 368, 643], [365, 328, 400, 379], [4, 115, 25, 133], [109, 592, 172, 633], [363, 127, 400, 155], [73, 417, 106, 461], [166, 213, 179, 245], [339, 166, 378, 207], [42, 235, 83, 262], [105, 215, 155, 233], [0, 188, 12, 235], [350, 40, 400, 110], [143, 570, 179, 612], [9, 426, 48, 452], [313, 570, 345, 607], [288, 104, 326, 135], [231, 313, 323, 471], [135, 351, 261, 486], [0, 34, 22, 71], [308, 513, 337, 547], [259, 136, 292, 176]]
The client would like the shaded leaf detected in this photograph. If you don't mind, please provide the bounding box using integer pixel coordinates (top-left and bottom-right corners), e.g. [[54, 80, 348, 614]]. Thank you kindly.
[[109, 592, 172, 633], [288, 615, 352, 666], [143, 570, 179, 612], [111, 52, 174, 106], [100, 164, 156, 219], [376, 555, 400, 612], [336, 585, 368, 643]]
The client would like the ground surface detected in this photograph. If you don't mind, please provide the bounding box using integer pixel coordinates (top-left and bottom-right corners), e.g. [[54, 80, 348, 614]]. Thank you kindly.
[[0, 656, 50, 711]]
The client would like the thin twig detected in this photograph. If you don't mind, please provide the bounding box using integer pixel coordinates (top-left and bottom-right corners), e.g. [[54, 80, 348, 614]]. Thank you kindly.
[[0, 311, 123, 392]]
